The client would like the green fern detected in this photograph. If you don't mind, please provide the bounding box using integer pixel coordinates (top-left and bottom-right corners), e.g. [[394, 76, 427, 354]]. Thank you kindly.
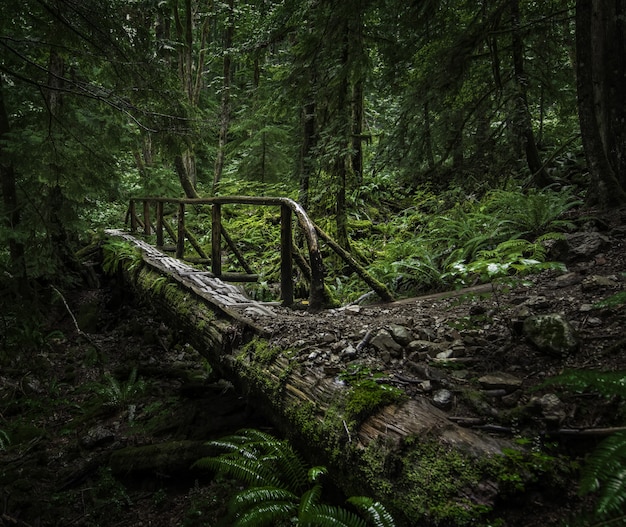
[[484, 187, 582, 238], [194, 428, 397, 527], [0, 429, 10, 451], [593, 291, 626, 310], [348, 497, 397, 527], [540, 370, 626, 398], [102, 240, 142, 274], [542, 370, 626, 523], [92, 368, 146, 409]]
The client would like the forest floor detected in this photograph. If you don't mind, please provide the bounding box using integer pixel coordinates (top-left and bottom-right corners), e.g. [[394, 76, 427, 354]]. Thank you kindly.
[[1, 206, 626, 527]]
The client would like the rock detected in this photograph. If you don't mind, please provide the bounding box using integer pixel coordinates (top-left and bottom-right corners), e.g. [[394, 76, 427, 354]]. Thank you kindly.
[[532, 393, 566, 423], [342, 344, 358, 359], [436, 349, 455, 360], [80, 425, 115, 449], [553, 272, 582, 288], [478, 373, 523, 393], [523, 313, 579, 357], [370, 329, 403, 358], [343, 305, 361, 315], [406, 339, 444, 358], [565, 231, 610, 260], [522, 296, 551, 309], [387, 324, 414, 346], [432, 389, 454, 409], [581, 274, 619, 292]]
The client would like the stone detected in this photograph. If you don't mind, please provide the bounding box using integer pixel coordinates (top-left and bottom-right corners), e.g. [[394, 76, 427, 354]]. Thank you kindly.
[[370, 329, 403, 358], [387, 324, 414, 346], [523, 313, 579, 356], [581, 274, 619, 292], [565, 231, 610, 259], [532, 393, 566, 423], [81, 425, 115, 449], [432, 389, 454, 409], [478, 373, 523, 393], [522, 295, 551, 309], [406, 339, 444, 358]]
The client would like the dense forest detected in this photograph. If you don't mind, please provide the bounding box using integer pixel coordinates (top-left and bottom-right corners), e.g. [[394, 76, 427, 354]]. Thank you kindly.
[[2, 1, 626, 526]]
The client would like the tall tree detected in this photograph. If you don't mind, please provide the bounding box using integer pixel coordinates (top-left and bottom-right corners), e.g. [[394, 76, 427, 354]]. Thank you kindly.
[[575, 0, 626, 207], [509, 0, 552, 187]]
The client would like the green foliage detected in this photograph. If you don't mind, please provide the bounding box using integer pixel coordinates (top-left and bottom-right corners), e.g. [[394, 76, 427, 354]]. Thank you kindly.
[[90, 368, 147, 410], [0, 429, 10, 451], [444, 236, 567, 286], [101, 240, 143, 275], [540, 370, 626, 398], [194, 428, 396, 527], [339, 365, 405, 422], [483, 187, 583, 239], [593, 291, 626, 310], [541, 370, 626, 523]]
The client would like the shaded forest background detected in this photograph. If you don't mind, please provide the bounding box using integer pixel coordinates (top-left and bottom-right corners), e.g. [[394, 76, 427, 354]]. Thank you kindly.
[[1, 0, 626, 310]]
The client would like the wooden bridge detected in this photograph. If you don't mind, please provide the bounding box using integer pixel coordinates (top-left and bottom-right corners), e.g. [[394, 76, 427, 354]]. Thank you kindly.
[[116, 195, 393, 311], [102, 196, 515, 526]]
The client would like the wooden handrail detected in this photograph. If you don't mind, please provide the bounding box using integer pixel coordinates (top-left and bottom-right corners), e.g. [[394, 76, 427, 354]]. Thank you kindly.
[[126, 196, 325, 310]]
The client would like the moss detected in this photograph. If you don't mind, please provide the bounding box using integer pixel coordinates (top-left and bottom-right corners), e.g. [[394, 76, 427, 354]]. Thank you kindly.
[[286, 400, 349, 466], [240, 338, 281, 364], [344, 382, 405, 422], [357, 436, 497, 526]]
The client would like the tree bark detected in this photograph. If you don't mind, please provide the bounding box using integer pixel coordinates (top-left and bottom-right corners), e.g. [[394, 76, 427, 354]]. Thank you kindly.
[[575, 0, 626, 207], [510, 0, 552, 187], [213, 0, 234, 195], [0, 79, 28, 292]]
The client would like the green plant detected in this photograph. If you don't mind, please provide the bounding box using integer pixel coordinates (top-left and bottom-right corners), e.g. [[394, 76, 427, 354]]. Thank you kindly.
[[0, 429, 10, 451], [339, 365, 405, 422], [484, 187, 582, 239], [91, 368, 146, 410], [541, 370, 626, 524], [102, 240, 142, 275], [194, 428, 396, 527], [443, 236, 567, 287], [593, 291, 626, 310]]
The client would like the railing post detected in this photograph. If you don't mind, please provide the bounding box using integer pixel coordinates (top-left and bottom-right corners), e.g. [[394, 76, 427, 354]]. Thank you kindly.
[[212, 203, 222, 277], [280, 204, 294, 307], [129, 200, 137, 232], [156, 201, 164, 248], [176, 202, 185, 258], [143, 200, 151, 235]]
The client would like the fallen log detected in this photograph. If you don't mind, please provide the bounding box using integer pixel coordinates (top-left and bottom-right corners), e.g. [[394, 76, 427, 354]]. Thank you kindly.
[[102, 231, 551, 526]]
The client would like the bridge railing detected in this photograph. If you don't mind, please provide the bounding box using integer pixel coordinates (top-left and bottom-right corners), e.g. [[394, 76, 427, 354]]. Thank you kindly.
[[126, 196, 326, 310]]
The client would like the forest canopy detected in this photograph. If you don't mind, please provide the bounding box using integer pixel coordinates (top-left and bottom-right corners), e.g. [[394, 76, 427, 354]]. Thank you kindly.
[[1, 0, 626, 297]]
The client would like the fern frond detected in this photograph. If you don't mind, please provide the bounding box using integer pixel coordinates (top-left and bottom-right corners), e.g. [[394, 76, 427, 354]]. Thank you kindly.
[[232, 501, 297, 527], [194, 455, 281, 488], [230, 486, 298, 513], [581, 432, 626, 494], [347, 497, 396, 527], [308, 466, 328, 483], [596, 467, 626, 516], [298, 485, 322, 516], [300, 504, 368, 527], [541, 370, 626, 398]]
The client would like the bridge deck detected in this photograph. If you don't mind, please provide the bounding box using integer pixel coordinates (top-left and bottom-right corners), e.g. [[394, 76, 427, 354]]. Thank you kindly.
[[105, 229, 276, 330]]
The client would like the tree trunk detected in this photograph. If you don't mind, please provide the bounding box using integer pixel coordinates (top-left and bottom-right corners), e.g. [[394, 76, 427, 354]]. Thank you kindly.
[[0, 80, 28, 292], [299, 99, 316, 211], [575, 0, 626, 207], [104, 229, 514, 525], [213, 0, 234, 195], [510, 0, 552, 187]]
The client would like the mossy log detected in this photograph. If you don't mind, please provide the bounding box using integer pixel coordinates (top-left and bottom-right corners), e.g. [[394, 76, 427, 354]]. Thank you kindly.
[[104, 230, 536, 526]]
